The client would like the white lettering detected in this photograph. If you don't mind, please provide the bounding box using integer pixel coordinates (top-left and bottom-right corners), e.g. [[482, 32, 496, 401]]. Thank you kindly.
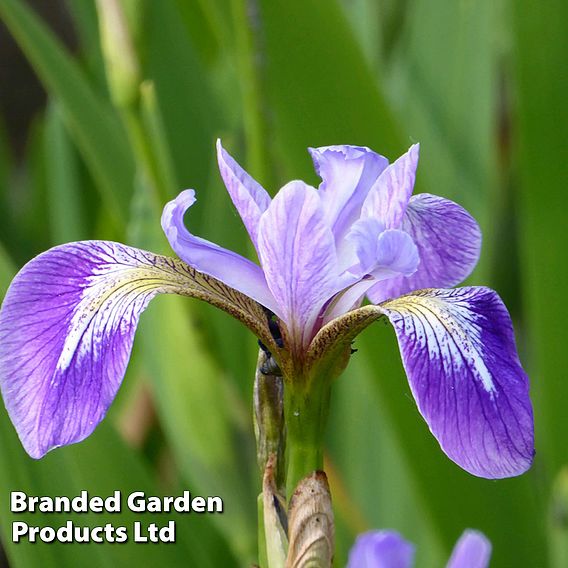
[[192, 496, 205, 513], [10, 492, 27, 513], [207, 496, 223, 513], [12, 522, 28, 542], [128, 492, 146, 513], [133, 521, 147, 542]]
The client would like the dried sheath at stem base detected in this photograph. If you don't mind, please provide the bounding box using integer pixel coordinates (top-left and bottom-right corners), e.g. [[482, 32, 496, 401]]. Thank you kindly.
[[286, 471, 334, 568]]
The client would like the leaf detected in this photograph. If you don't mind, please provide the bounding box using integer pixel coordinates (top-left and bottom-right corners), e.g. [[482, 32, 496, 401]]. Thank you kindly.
[[387, 0, 498, 279], [513, 0, 568, 480], [256, 0, 403, 182], [144, 0, 222, 192], [0, 0, 135, 228], [44, 103, 87, 243], [286, 471, 334, 568]]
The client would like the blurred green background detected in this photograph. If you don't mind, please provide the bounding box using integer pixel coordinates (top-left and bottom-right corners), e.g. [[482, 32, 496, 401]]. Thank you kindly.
[[0, 0, 566, 566]]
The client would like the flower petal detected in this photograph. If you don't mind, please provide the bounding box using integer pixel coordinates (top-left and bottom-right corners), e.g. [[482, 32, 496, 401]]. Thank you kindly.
[[257, 181, 339, 349], [323, 226, 419, 323], [446, 530, 491, 568], [0, 241, 273, 458], [373, 230, 419, 280], [368, 193, 481, 303], [309, 145, 389, 240], [161, 189, 279, 314], [379, 287, 534, 478], [347, 531, 415, 568], [216, 139, 271, 249], [361, 144, 419, 229]]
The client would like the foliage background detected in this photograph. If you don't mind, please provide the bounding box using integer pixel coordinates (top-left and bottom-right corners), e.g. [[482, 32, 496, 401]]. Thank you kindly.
[[0, 0, 566, 566]]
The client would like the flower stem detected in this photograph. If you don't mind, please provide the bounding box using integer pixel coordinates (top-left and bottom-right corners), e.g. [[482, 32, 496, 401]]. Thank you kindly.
[[285, 379, 331, 498]]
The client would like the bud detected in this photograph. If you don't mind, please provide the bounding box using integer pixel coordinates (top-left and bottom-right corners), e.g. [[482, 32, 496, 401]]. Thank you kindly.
[[286, 471, 334, 568], [95, 0, 141, 108], [254, 348, 285, 487]]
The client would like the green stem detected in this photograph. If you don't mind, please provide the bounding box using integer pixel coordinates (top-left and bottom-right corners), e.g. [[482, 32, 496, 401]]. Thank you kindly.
[[285, 379, 331, 498]]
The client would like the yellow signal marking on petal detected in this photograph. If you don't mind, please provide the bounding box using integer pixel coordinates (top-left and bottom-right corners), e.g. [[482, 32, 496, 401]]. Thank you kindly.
[[55, 269, 174, 373], [382, 291, 496, 395]]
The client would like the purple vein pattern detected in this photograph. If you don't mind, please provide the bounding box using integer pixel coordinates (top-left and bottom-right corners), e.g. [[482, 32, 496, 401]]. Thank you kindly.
[[380, 287, 534, 477], [0, 242, 200, 458]]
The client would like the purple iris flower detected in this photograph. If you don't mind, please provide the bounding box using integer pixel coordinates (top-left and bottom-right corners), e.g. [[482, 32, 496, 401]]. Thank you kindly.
[[347, 529, 491, 568], [0, 141, 533, 479]]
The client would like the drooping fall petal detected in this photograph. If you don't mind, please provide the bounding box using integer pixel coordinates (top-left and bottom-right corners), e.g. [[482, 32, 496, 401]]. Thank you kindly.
[[379, 287, 534, 478], [0, 241, 271, 458]]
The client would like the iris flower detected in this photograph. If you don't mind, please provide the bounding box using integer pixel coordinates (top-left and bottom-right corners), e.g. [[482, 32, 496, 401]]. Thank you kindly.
[[347, 529, 491, 568], [0, 141, 533, 480]]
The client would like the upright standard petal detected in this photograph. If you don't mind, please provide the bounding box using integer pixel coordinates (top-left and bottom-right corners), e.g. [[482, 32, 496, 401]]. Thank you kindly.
[[379, 287, 534, 478], [361, 144, 419, 229], [347, 531, 415, 568], [446, 530, 491, 568], [257, 181, 339, 350], [216, 139, 271, 249], [368, 194, 481, 303], [161, 189, 279, 315], [309, 145, 389, 241], [0, 241, 274, 458]]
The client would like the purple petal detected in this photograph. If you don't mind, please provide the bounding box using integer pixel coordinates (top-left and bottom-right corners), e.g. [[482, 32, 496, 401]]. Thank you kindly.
[[323, 279, 370, 324], [161, 189, 279, 315], [344, 219, 419, 277], [257, 181, 339, 348], [309, 145, 389, 241], [379, 287, 534, 478], [325, 224, 419, 323], [373, 230, 419, 280], [0, 242, 183, 458], [347, 531, 415, 568], [361, 144, 419, 229], [368, 194, 481, 303], [216, 139, 271, 250], [446, 530, 491, 568]]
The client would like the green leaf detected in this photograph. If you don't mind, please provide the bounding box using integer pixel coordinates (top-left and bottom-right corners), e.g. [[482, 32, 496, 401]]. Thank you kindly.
[[513, 0, 568, 479], [0, 113, 12, 189], [389, 0, 497, 215], [0, 242, 15, 302], [386, 0, 498, 280], [0, 0, 135, 228], [256, 0, 403, 182], [44, 103, 87, 243], [145, 0, 222, 192], [64, 0, 109, 92]]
